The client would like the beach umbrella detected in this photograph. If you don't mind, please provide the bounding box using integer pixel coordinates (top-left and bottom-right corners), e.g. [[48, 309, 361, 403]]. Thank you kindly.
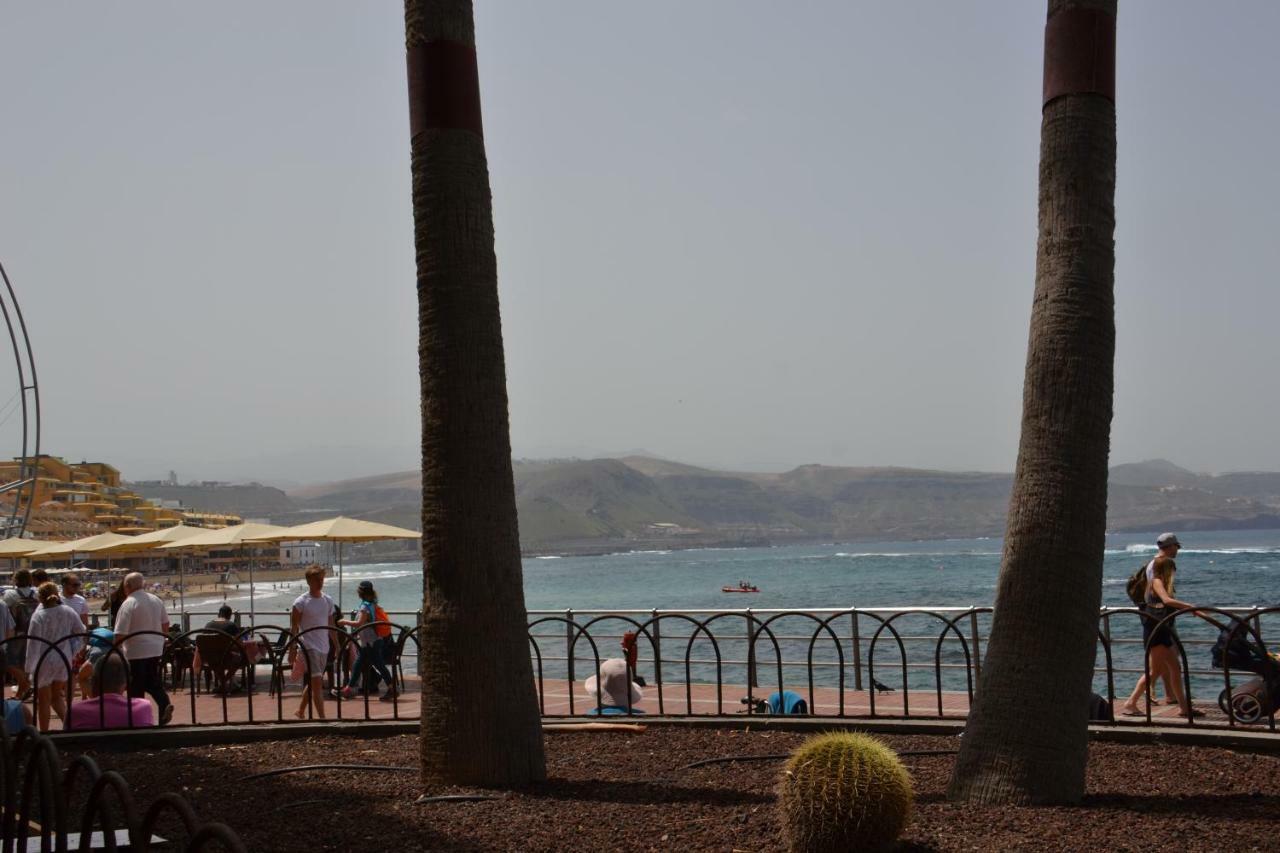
[[27, 532, 137, 560], [255, 517, 421, 610], [0, 536, 40, 557], [159, 523, 291, 626], [92, 525, 209, 615], [0, 536, 40, 571]]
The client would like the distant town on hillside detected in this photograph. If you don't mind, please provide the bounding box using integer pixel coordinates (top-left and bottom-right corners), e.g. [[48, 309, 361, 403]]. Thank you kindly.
[[124, 457, 1280, 557]]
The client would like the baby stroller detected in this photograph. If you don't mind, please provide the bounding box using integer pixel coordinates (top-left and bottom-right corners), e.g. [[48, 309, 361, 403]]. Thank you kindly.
[[1211, 626, 1280, 724]]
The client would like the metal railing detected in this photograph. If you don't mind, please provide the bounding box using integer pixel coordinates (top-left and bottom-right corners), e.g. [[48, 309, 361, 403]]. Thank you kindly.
[[3, 604, 1275, 734], [0, 723, 245, 852]]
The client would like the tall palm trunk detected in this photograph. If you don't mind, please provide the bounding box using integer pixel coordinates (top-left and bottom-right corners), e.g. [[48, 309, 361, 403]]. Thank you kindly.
[[406, 0, 546, 788], [948, 0, 1116, 804]]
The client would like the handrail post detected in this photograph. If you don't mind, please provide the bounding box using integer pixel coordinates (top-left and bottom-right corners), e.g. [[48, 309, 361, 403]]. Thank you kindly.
[[968, 609, 982, 682], [745, 609, 757, 689], [565, 609, 575, 687], [850, 610, 864, 692], [650, 609, 662, 687], [1101, 608, 1115, 703]]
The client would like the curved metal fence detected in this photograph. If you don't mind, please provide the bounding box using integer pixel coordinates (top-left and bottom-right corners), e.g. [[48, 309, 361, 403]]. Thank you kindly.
[[1, 604, 1275, 734], [0, 723, 245, 852]]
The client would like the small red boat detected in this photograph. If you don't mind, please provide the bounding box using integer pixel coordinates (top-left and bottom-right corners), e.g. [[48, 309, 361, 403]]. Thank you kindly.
[[722, 582, 759, 593]]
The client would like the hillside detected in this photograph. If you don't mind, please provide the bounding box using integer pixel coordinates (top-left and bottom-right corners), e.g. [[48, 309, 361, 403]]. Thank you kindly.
[[278, 456, 1280, 554]]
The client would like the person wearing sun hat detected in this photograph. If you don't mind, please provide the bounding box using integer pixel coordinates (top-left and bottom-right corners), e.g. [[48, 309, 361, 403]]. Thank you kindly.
[[1120, 532, 1207, 719], [582, 658, 645, 715]]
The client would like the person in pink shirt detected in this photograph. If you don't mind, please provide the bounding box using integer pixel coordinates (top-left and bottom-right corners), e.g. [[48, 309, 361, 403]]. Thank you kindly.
[[68, 654, 154, 730]]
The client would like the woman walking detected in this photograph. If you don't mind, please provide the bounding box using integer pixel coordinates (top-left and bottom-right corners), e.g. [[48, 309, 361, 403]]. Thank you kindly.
[[25, 582, 87, 731], [1120, 533, 1206, 719], [335, 580, 396, 701]]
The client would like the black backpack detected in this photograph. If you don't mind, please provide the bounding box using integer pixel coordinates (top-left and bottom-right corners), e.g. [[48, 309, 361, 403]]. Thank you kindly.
[[1125, 561, 1150, 607], [9, 588, 37, 635]]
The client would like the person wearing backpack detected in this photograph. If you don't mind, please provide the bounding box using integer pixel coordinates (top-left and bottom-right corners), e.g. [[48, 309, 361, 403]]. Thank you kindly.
[[1119, 533, 1207, 719], [335, 580, 396, 701], [4, 569, 39, 675]]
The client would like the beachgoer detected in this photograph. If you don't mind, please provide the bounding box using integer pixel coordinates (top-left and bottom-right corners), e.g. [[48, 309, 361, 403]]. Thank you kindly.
[[24, 582, 83, 731], [60, 573, 91, 677], [2, 696, 31, 732], [335, 580, 396, 701], [113, 572, 174, 726], [60, 573, 90, 630], [103, 579, 128, 628], [68, 654, 153, 730], [76, 627, 115, 699], [582, 657, 645, 715], [3, 569, 38, 674], [0, 583, 14, 683], [1120, 533, 1207, 719], [620, 630, 646, 687], [289, 565, 334, 719], [205, 605, 240, 637]]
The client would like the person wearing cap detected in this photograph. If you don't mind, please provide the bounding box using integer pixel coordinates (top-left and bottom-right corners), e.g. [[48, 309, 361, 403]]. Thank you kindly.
[[582, 658, 645, 715], [335, 580, 396, 701], [1120, 533, 1205, 718]]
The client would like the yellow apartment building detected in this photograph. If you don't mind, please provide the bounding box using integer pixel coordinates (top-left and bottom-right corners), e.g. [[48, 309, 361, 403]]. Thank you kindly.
[[0, 455, 241, 539]]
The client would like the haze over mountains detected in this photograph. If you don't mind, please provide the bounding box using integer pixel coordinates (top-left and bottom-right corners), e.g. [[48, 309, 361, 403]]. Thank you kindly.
[[132, 458, 1280, 556]]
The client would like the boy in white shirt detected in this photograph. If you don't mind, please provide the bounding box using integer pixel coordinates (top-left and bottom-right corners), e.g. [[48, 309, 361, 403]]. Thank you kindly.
[[290, 565, 335, 719]]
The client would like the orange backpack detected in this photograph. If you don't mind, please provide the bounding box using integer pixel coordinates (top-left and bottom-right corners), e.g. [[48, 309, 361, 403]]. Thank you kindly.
[[373, 604, 393, 638]]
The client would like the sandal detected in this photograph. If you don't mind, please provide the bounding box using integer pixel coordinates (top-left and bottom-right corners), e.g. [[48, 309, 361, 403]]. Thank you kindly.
[[1119, 706, 1144, 717], [1183, 708, 1206, 719]]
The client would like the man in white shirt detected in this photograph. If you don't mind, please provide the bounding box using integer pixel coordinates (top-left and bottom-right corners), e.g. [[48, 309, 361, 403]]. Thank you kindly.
[[290, 564, 335, 720], [113, 572, 173, 725], [60, 573, 90, 629]]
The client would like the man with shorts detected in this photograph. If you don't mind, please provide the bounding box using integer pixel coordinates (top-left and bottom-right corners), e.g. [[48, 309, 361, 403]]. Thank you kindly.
[[290, 565, 334, 719]]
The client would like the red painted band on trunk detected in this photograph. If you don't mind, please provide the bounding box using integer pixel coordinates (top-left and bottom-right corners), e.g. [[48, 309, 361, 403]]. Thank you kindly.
[[1042, 7, 1116, 106], [406, 41, 484, 137]]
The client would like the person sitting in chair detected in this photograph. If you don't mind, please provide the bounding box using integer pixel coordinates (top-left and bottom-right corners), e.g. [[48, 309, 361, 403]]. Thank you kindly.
[[68, 654, 154, 730], [205, 605, 240, 637], [581, 658, 645, 715]]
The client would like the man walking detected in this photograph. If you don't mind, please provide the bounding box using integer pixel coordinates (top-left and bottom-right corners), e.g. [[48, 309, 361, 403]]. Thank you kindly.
[[3, 569, 38, 677], [113, 572, 174, 725]]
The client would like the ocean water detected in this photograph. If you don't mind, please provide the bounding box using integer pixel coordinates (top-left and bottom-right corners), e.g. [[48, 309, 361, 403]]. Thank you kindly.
[[189, 529, 1280, 698], [193, 528, 1280, 619]]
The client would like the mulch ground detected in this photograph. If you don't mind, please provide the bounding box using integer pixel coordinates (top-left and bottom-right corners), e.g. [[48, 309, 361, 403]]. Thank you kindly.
[[72, 727, 1280, 852]]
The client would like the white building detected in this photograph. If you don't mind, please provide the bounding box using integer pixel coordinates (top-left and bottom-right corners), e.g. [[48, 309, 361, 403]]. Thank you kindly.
[[279, 540, 320, 566]]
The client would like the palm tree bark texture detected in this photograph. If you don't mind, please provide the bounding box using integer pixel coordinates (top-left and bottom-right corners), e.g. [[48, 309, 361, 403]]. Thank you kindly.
[[949, 0, 1117, 804], [405, 0, 547, 788]]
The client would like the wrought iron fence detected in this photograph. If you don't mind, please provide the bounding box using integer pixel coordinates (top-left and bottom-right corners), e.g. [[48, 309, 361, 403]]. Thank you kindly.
[[1, 605, 1275, 733], [0, 722, 245, 852]]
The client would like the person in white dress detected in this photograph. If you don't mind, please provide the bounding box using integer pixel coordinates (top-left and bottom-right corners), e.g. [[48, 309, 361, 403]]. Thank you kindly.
[[25, 582, 85, 731]]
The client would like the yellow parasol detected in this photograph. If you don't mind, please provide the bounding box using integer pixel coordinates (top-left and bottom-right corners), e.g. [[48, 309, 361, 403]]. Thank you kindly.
[[255, 516, 421, 610], [0, 536, 41, 557], [92, 524, 213, 614], [26, 532, 138, 559], [159, 523, 291, 624]]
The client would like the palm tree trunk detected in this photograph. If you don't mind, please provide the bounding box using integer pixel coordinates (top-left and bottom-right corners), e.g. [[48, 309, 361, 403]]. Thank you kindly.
[[948, 0, 1117, 805], [406, 0, 546, 788]]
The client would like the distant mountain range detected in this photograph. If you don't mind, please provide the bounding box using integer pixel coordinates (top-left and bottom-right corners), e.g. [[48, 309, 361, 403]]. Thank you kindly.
[[133, 457, 1280, 556]]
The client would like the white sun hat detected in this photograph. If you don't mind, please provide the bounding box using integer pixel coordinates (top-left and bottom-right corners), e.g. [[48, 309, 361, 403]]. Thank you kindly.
[[582, 658, 643, 707]]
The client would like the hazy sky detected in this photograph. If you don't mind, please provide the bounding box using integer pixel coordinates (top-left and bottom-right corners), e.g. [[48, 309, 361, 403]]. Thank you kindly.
[[2, 2, 1278, 485]]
